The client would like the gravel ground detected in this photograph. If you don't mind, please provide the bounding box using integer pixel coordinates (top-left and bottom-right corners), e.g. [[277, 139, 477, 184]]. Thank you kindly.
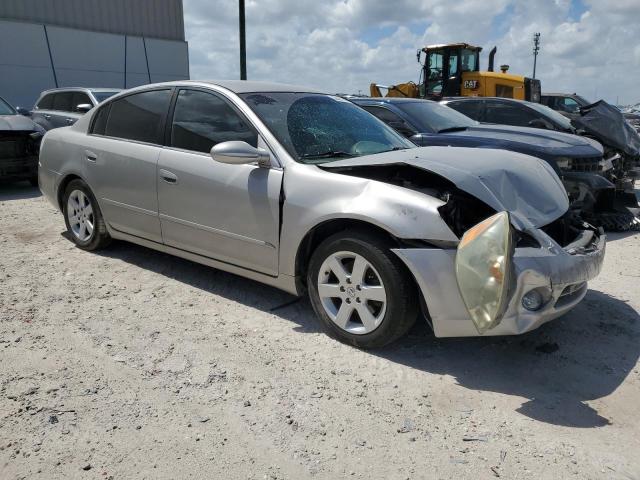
[[1, 183, 640, 480]]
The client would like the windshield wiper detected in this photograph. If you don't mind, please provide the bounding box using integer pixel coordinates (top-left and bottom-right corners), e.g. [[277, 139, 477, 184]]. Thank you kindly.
[[299, 150, 355, 160], [437, 126, 469, 134]]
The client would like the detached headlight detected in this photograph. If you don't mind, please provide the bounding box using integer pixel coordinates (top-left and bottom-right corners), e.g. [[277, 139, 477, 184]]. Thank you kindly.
[[455, 211, 514, 334], [555, 157, 572, 169]]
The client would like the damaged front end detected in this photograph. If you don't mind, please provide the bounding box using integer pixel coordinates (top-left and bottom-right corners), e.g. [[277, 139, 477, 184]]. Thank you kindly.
[[323, 147, 606, 337], [395, 200, 605, 337]]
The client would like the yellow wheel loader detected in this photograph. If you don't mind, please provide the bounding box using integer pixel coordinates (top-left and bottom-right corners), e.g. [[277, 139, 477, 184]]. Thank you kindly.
[[370, 43, 541, 102]]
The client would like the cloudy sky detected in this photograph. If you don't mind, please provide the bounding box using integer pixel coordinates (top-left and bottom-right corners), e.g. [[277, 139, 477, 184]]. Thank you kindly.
[[183, 0, 640, 105]]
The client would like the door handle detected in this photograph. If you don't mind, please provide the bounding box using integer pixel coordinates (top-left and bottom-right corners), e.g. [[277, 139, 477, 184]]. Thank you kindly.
[[44, 114, 51, 119], [66, 118, 74, 124], [85, 150, 97, 162], [159, 169, 178, 184]]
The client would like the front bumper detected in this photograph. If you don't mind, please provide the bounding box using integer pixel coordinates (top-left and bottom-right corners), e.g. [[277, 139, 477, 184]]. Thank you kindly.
[[392, 229, 606, 337]]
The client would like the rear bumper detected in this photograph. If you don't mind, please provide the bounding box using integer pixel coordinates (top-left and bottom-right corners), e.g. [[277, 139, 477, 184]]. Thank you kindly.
[[393, 230, 606, 337], [0, 155, 38, 180]]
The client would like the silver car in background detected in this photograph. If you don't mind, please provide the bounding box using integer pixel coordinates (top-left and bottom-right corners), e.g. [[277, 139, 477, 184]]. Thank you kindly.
[[38, 80, 606, 348], [31, 87, 121, 131]]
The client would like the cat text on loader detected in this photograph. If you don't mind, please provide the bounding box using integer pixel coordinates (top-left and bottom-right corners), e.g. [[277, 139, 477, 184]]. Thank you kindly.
[[370, 43, 542, 102]]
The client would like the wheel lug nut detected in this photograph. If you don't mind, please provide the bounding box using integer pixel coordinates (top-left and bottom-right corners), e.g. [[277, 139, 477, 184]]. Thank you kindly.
[[356, 298, 361, 303], [346, 278, 351, 284], [356, 285, 361, 291], [345, 298, 351, 304], [340, 286, 345, 292]]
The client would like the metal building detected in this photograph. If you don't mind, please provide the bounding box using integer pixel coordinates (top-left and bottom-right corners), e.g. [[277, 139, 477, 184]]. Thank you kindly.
[[0, 0, 190, 108]]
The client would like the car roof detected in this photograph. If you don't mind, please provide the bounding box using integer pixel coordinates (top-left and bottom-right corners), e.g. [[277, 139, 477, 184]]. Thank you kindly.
[[349, 97, 434, 104], [39, 87, 122, 95], [541, 93, 578, 97], [164, 80, 324, 94]]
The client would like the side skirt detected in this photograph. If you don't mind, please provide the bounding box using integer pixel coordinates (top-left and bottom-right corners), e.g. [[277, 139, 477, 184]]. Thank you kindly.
[[108, 228, 300, 296]]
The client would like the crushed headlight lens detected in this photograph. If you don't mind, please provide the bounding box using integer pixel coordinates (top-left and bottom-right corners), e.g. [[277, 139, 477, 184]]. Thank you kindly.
[[455, 211, 513, 334], [522, 289, 544, 311]]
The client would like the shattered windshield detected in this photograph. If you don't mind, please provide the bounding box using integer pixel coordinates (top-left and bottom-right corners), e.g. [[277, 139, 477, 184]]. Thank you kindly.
[[0, 97, 16, 115], [239, 92, 414, 163], [397, 100, 477, 133]]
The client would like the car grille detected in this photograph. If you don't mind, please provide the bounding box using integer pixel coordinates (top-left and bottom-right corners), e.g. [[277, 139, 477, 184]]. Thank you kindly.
[[566, 157, 602, 172], [0, 133, 38, 159]]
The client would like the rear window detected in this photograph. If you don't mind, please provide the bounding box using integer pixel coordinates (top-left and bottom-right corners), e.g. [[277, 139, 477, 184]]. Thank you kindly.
[[104, 89, 172, 143], [37, 94, 54, 110]]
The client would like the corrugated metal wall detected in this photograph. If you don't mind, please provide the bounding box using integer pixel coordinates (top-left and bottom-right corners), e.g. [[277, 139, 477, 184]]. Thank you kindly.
[[0, 0, 184, 41], [0, 18, 189, 107]]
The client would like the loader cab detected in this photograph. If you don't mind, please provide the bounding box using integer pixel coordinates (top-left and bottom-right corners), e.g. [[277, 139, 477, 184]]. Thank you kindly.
[[421, 43, 481, 99]]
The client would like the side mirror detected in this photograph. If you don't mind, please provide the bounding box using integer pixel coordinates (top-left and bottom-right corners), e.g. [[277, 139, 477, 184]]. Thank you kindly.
[[210, 141, 270, 167], [409, 133, 426, 146], [528, 118, 553, 130], [15, 106, 30, 116], [75, 103, 93, 113]]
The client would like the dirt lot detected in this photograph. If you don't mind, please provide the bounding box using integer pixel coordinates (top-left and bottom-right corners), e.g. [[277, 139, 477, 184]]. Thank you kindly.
[[1, 183, 639, 480]]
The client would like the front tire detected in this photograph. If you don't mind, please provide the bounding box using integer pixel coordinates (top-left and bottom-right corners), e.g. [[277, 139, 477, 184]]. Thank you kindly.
[[307, 230, 417, 348], [62, 179, 111, 251]]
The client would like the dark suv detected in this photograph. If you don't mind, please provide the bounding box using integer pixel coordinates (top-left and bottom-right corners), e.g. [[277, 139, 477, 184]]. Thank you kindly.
[[31, 88, 121, 131]]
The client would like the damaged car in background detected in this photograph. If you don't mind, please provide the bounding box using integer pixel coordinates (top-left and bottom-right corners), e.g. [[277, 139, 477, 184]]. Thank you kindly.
[[0, 95, 44, 185], [38, 81, 605, 347], [444, 95, 640, 231]]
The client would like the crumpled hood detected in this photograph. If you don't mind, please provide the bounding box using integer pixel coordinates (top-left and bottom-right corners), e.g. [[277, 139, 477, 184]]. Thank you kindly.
[[0, 114, 40, 132], [447, 124, 604, 155], [323, 146, 569, 228]]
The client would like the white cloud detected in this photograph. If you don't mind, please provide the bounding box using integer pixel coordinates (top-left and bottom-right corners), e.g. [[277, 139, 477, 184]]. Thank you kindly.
[[183, 0, 640, 105]]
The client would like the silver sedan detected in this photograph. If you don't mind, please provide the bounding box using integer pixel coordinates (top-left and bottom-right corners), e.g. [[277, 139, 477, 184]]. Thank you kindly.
[[38, 80, 606, 348]]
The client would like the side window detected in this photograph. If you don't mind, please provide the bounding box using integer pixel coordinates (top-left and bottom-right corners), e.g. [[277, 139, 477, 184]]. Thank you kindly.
[[484, 101, 537, 127], [559, 97, 580, 113], [71, 92, 92, 112], [427, 51, 444, 95], [170, 89, 257, 153], [52, 92, 73, 111], [363, 106, 416, 137], [446, 101, 483, 121], [105, 89, 172, 143], [91, 104, 111, 135], [37, 94, 54, 110]]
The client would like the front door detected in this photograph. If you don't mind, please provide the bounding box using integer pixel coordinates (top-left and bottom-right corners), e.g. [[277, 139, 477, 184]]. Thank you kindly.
[[157, 88, 282, 276]]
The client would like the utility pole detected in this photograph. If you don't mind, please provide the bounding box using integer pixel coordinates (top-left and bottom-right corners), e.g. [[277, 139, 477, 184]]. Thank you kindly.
[[239, 0, 247, 80], [532, 32, 541, 79]]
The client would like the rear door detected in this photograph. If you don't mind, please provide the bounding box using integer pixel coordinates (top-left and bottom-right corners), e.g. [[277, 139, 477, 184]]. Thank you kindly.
[[85, 88, 173, 243], [157, 87, 282, 275]]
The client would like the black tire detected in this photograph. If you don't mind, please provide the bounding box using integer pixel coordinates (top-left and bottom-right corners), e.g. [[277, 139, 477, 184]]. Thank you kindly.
[[307, 229, 418, 349], [62, 179, 111, 251]]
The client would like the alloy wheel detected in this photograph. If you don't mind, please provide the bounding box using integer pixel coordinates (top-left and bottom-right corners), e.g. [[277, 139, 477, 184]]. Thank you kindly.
[[67, 190, 94, 242], [317, 251, 387, 334]]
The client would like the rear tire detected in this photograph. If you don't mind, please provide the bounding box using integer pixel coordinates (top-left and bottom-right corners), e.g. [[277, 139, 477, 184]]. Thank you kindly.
[[62, 179, 111, 251], [307, 230, 417, 348]]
